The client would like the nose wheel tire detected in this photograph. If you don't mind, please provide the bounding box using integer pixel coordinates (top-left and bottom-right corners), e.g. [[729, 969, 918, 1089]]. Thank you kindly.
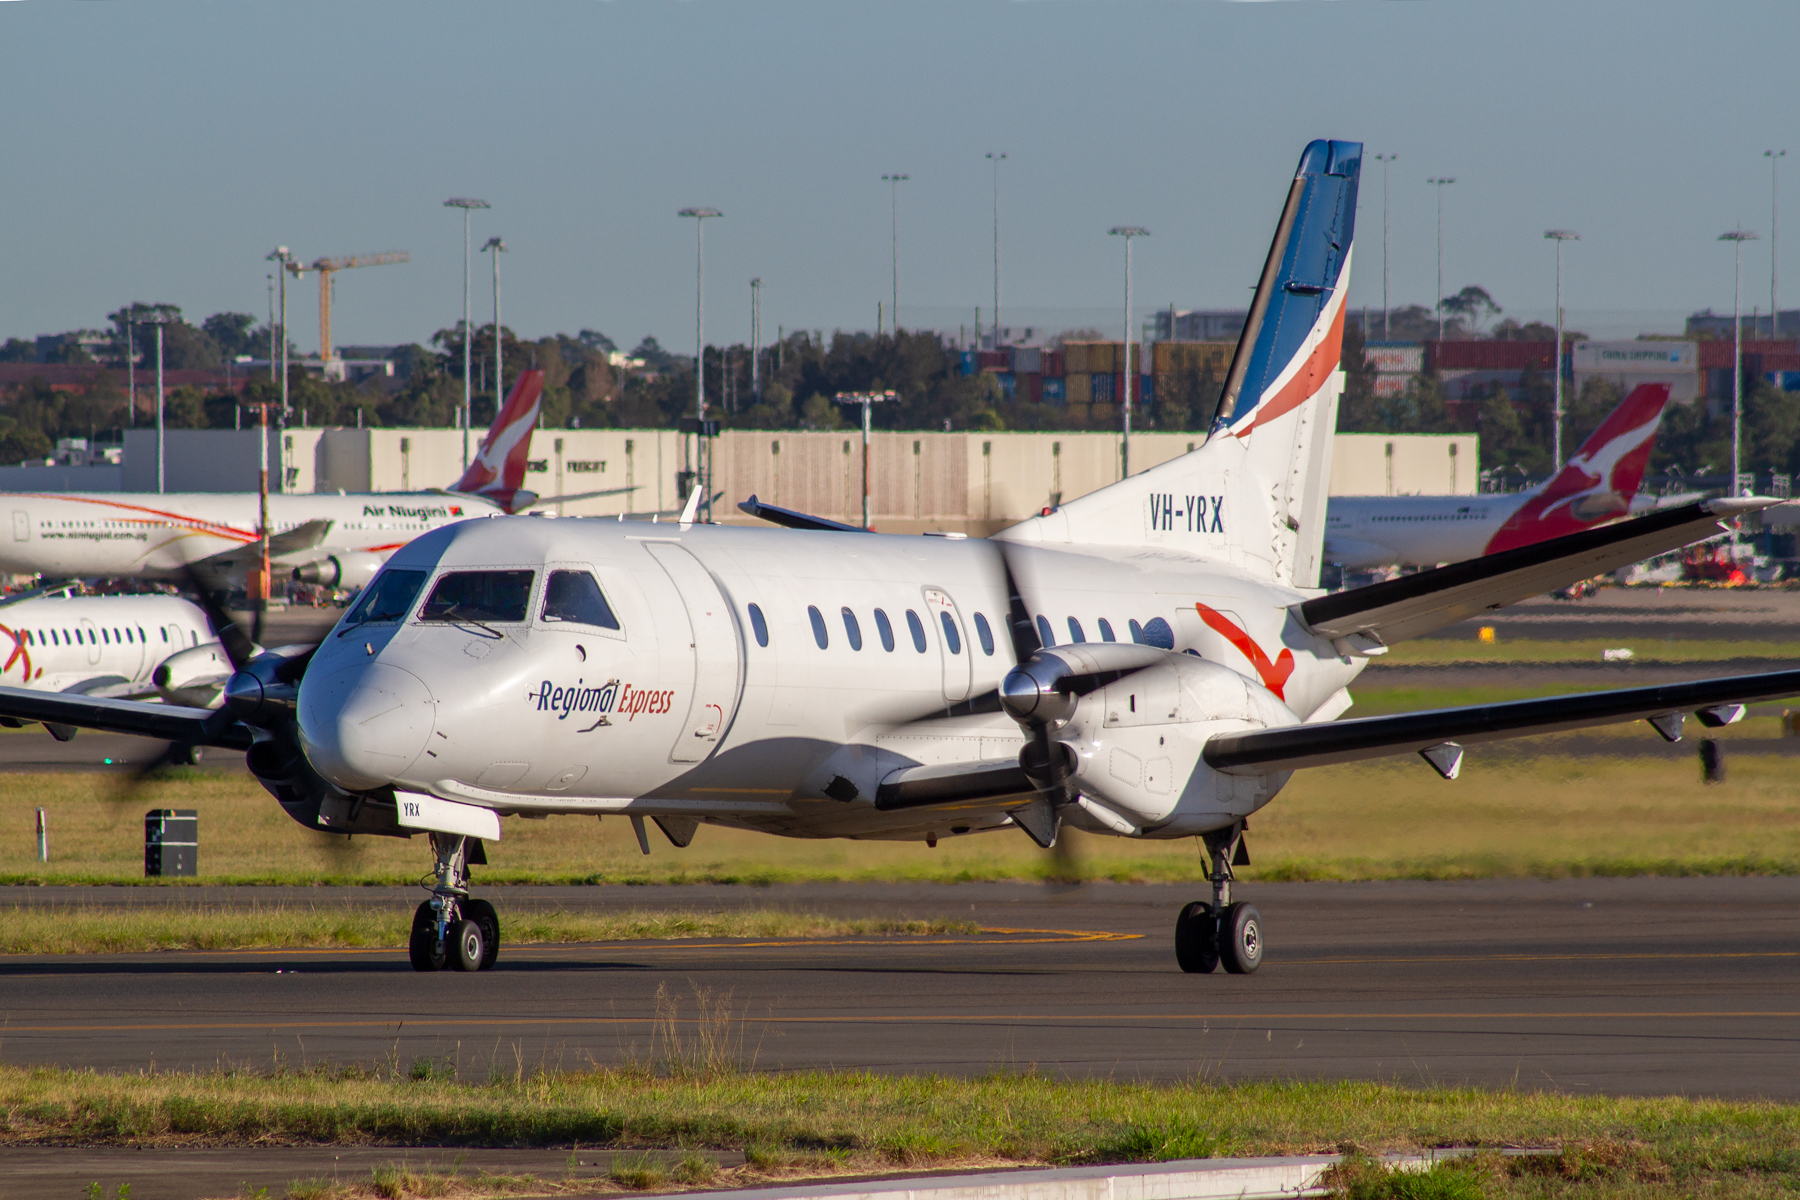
[[409, 901, 447, 972], [464, 898, 500, 970], [1174, 902, 1219, 974], [450, 919, 485, 972], [1219, 902, 1263, 974]]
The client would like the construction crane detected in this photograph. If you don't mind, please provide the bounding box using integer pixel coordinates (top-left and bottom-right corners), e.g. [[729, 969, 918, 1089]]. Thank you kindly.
[[286, 251, 409, 361]]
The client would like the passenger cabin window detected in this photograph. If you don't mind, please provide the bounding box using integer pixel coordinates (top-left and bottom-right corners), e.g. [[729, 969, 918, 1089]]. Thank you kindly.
[[1128, 619, 1145, 644], [808, 605, 829, 649], [1141, 616, 1175, 649], [345, 569, 429, 627], [873, 608, 895, 652], [939, 611, 962, 655], [841, 607, 863, 651], [973, 612, 995, 655], [747, 603, 769, 647], [1098, 618, 1116, 642], [1067, 617, 1085, 644], [421, 570, 535, 623], [905, 609, 927, 652], [540, 570, 620, 629], [1035, 615, 1054, 647]]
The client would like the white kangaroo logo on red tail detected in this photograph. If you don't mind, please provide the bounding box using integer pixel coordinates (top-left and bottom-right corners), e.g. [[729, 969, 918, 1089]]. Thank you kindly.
[[452, 370, 544, 514]]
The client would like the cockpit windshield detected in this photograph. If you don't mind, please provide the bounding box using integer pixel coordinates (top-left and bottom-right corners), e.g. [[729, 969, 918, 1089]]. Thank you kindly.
[[419, 570, 535, 623], [540, 570, 620, 629], [342, 569, 428, 628]]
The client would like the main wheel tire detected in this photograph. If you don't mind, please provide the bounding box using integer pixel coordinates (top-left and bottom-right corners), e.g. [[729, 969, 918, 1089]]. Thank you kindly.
[[409, 902, 446, 972], [465, 898, 500, 970], [174, 743, 203, 766], [1174, 901, 1219, 974], [450, 918, 485, 972], [1219, 902, 1263, 975]]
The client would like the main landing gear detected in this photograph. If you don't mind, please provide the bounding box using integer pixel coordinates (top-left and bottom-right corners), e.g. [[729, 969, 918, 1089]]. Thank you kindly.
[[409, 832, 500, 972], [1175, 822, 1262, 975]]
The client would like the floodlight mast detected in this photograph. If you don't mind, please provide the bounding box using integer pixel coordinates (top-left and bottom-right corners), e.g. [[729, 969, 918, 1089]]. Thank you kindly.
[[882, 174, 908, 333], [1109, 226, 1149, 480], [1428, 178, 1455, 340], [444, 198, 491, 471], [483, 236, 507, 419], [835, 390, 897, 529], [1545, 230, 1579, 470], [1720, 228, 1760, 511], [680, 208, 722, 520]]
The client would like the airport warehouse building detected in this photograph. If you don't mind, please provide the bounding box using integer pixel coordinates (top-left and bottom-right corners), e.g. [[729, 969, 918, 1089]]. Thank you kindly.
[[0, 428, 1475, 538]]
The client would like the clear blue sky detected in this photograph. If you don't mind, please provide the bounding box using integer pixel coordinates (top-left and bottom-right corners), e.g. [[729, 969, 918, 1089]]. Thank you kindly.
[[1, 0, 1794, 352]]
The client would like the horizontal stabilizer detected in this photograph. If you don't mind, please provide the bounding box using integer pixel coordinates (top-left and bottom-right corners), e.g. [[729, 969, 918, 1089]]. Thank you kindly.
[[739, 495, 867, 533], [1300, 498, 1768, 647], [0, 685, 252, 749], [1203, 666, 1800, 774]]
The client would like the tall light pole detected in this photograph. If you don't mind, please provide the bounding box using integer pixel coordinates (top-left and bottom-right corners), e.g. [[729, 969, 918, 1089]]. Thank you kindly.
[[265, 247, 293, 419], [1109, 226, 1149, 480], [750, 278, 763, 404], [1373, 154, 1396, 338], [135, 307, 175, 494], [1545, 230, 1579, 469], [482, 236, 506, 417], [1721, 229, 1759, 503], [1428, 178, 1455, 340], [680, 207, 722, 520], [1767, 150, 1786, 338], [444, 198, 491, 471], [986, 153, 1006, 349], [881, 174, 908, 335], [835, 390, 896, 529]]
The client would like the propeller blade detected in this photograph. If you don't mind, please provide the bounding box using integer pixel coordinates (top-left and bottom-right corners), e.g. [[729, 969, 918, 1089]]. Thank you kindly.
[[179, 566, 256, 671]]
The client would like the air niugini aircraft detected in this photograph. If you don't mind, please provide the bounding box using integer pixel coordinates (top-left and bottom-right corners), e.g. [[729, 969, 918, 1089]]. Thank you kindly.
[[5, 139, 1796, 978], [0, 371, 573, 591]]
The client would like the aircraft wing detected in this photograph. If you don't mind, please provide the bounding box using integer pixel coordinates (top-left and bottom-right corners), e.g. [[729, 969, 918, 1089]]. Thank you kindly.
[[1202, 667, 1800, 775], [0, 686, 253, 749], [1299, 498, 1767, 649]]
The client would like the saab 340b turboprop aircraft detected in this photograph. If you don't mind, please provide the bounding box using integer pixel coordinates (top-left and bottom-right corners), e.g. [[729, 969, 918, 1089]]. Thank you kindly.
[[1326, 381, 1688, 569], [4, 140, 1794, 979], [0, 370, 572, 591]]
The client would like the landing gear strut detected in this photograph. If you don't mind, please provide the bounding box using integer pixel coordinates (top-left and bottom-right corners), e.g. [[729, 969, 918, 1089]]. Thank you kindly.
[[409, 832, 500, 973], [1174, 822, 1262, 975]]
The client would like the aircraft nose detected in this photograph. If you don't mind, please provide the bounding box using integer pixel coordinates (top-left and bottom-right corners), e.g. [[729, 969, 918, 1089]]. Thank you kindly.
[[299, 662, 437, 791]]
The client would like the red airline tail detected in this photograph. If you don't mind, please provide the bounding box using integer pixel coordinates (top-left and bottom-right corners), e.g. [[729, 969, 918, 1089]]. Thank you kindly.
[[1485, 382, 1674, 553], [451, 370, 543, 513]]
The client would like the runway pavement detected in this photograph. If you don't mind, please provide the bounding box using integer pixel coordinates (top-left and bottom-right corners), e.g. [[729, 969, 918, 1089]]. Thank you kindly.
[[1, 878, 1796, 1099]]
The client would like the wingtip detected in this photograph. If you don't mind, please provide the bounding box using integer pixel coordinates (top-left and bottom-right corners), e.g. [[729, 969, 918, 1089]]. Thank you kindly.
[[1706, 495, 1780, 517]]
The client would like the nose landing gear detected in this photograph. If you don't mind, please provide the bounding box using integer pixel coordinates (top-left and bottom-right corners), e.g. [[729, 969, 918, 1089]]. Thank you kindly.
[[409, 832, 501, 972], [1174, 822, 1262, 975]]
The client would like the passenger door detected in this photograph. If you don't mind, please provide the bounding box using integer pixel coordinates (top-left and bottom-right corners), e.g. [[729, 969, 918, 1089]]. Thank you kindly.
[[922, 586, 971, 703], [78, 618, 100, 666], [644, 542, 744, 763]]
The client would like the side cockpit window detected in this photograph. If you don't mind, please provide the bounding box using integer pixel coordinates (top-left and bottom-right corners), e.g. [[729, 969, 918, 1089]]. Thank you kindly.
[[541, 570, 621, 630], [421, 570, 535, 623], [344, 568, 428, 627]]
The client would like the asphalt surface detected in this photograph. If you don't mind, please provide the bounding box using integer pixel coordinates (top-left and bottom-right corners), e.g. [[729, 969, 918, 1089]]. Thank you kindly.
[[2, 879, 1796, 1099]]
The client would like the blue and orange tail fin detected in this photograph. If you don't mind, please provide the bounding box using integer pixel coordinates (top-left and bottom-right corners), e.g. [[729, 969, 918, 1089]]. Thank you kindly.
[[997, 139, 1361, 590]]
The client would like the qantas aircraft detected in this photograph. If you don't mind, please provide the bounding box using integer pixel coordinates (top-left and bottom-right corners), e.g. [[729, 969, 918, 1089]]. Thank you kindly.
[[1326, 382, 1683, 569], [0, 371, 558, 591], [3, 140, 1792, 980]]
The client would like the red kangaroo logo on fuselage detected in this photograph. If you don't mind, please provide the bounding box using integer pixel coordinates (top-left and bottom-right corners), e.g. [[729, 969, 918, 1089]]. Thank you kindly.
[[1192, 602, 1294, 700]]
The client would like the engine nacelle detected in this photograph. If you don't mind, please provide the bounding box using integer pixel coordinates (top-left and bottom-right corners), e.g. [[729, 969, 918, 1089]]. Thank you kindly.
[[1059, 654, 1300, 837], [292, 551, 386, 590], [149, 642, 234, 708], [247, 719, 409, 839]]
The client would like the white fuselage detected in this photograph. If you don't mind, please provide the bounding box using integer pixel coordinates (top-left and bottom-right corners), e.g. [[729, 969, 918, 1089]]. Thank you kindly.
[[298, 518, 1365, 845], [0, 593, 214, 692], [0, 491, 495, 581], [1324, 495, 1521, 569]]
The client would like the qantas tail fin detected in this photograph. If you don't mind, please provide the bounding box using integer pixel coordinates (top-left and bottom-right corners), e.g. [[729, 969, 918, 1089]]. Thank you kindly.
[[996, 139, 1361, 590], [1484, 382, 1674, 553], [450, 369, 544, 513]]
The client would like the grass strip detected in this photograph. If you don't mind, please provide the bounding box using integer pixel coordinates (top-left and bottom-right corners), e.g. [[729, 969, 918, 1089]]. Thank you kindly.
[[0, 907, 977, 956], [3, 1065, 1798, 1198], [1377, 637, 1800, 666]]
